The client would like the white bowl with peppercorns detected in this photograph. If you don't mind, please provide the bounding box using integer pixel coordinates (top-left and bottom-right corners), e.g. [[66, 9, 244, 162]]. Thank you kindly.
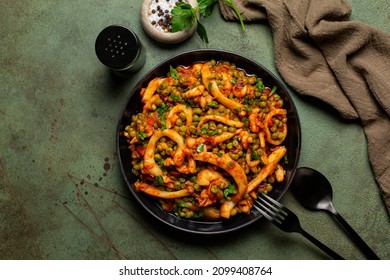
[[141, 0, 198, 44]]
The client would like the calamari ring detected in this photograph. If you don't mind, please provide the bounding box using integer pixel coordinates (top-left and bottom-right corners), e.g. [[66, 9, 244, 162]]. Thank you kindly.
[[141, 77, 165, 103], [197, 115, 243, 133], [201, 64, 244, 113], [135, 182, 191, 199], [193, 152, 248, 218], [184, 85, 205, 98], [247, 146, 287, 194], [209, 81, 244, 113], [166, 104, 193, 129], [143, 129, 196, 179], [264, 108, 288, 145]]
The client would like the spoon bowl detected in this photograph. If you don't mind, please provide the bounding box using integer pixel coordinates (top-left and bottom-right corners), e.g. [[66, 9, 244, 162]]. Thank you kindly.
[[290, 167, 336, 213], [291, 167, 379, 259]]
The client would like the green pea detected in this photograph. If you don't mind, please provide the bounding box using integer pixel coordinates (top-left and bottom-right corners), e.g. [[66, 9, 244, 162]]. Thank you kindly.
[[193, 108, 201, 115], [218, 105, 225, 112], [189, 126, 197, 134], [133, 164, 140, 170], [185, 211, 192, 219], [129, 130, 136, 137], [278, 132, 285, 139], [160, 81, 167, 89], [176, 119, 183, 126], [193, 183, 200, 191]]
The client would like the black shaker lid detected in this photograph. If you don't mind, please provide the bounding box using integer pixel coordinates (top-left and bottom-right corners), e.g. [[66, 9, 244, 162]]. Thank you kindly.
[[95, 25, 140, 70]]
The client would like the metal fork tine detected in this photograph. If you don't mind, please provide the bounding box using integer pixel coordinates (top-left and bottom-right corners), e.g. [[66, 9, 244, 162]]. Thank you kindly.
[[255, 200, 284, 224], [252, 202, 274, 222], [257, 194, 288, 218], [260, 192, 283, 207], [253, 199, 283, 224], [259, 193, 288, 216]]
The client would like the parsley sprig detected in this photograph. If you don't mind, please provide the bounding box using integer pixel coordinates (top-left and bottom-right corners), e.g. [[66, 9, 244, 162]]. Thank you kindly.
[[171, 0, 245, 44]]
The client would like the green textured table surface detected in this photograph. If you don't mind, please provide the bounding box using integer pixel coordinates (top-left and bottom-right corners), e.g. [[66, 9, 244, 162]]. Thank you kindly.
[[1, 0, 389, 260]]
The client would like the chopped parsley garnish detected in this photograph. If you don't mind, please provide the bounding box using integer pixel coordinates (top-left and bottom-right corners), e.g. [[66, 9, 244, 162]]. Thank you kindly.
[[169, 65, 179, 79], [270, 85, 277, 96], [251, 151, 261, 160], [137, 131, 147, 141], [157, 102, 169, 116], [196, 143, 205, 152], [256, 80, 265, 92], [170, 93, 182, 102], [223, 183, 237, 198], [153, 175, 164, 186]]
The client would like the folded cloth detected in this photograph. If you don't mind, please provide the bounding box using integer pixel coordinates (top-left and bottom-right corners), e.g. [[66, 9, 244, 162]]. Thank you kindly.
[[220, 0, 390, 214]]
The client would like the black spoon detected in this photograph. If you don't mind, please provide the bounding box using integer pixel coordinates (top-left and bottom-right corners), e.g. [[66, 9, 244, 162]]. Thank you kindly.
[[291, 167, 380, 260]]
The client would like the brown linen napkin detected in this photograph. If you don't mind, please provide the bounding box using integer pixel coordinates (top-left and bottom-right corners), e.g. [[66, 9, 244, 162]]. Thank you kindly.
[[220, 0, 390, 214]]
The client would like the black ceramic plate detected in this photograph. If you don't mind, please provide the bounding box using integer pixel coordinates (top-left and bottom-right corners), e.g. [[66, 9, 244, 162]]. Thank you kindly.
[[117, 49, 301, 234]]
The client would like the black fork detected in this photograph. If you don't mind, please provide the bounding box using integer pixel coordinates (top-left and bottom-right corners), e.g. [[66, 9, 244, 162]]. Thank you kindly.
[[253, 193, 345, 260]]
